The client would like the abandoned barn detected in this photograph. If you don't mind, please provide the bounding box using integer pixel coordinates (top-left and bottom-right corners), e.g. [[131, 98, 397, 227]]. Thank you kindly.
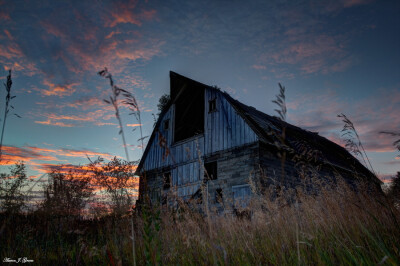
[[135, 72, 380, 210]]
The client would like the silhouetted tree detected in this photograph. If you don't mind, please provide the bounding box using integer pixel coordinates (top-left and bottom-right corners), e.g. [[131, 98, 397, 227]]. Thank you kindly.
[[157, 94, 170, 113], [41, 170, 94, 218], [0, 162, 28, 214], [89, 157, 137, 217], [389, 172, 400, 207]]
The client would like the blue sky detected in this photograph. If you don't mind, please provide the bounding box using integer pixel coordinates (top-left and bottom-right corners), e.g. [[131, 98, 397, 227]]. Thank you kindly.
[[0, 0, 399, 183]]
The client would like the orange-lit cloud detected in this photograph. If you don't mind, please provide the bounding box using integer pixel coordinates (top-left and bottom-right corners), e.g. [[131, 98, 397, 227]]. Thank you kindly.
[[35, 120, 75, 127], [104, 0, 156, 28], [34, 162, 139, 194], [127, 123, 142, 127], [0, 145, 58, 166], [41, 79, 78, 97], [0, 145, 116, 170], [0, 28, 39, 76]]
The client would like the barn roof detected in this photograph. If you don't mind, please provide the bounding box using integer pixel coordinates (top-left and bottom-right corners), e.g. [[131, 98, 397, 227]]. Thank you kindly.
[[220, 90, 379, 183], [136, 72, 380, 185]]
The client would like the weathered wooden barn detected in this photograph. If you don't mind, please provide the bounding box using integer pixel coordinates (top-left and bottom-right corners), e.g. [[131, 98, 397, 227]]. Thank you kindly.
[[135, 72, 380, 210]]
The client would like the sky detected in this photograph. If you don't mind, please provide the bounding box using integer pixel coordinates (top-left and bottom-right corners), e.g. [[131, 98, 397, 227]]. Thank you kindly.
[[0, 0, 399, 192]]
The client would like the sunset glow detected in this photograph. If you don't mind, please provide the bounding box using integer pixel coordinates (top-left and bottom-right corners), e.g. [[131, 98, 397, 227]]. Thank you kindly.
[[0, 0, 399, 191]]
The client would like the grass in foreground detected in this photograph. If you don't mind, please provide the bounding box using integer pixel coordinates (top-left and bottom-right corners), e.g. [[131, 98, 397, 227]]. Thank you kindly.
[[1, 180, 399, 265]]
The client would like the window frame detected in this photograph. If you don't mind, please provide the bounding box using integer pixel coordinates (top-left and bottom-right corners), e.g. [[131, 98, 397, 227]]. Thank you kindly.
[[204, 161, 217, 180]]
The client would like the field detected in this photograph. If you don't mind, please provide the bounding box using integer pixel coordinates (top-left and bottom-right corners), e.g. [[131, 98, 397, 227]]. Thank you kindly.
[[1, 177, 399, 265]]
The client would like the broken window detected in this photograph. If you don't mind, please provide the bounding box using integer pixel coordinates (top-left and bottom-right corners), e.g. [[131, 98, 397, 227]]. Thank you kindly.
[[174, 85, 204, 142], [215, 188, 223, 203], [163, 172, 171, 189], [204, 161, 217, 180], [209, 98, 216, 112]]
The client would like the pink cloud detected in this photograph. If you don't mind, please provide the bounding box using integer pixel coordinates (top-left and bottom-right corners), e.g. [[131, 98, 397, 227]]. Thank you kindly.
[[40, 78, 78, 97], [0, 145, 58, 166], [127, 123, 142, 127], [0, 11, 10, 21], [35, 120, 75, 127], [104, 0, 156, 28], [343, 0, 372, 8], [257, 32, 352, 76], [252, 64, 266, 70], [288, 86, 400, 155], [0, 30, 40, 76]]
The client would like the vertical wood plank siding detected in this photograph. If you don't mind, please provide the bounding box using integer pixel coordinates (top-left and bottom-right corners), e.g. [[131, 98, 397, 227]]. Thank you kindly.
[[142, 87, 258, 197], [205, 89, 257, 154]]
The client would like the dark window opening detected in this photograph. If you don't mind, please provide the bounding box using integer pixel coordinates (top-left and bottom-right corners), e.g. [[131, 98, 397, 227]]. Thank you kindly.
[[174, 85, 204, 142], [163, 172, 171, 189], [215, 188, 223, 203], [205, 161, 217, 180], [164, 119, 169, 130], [209, 98, 216, 112]]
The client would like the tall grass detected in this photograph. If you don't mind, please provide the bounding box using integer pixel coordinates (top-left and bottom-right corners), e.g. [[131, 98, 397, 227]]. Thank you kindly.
[[0, 70, 21, 161], [1, 174, 399, 265]]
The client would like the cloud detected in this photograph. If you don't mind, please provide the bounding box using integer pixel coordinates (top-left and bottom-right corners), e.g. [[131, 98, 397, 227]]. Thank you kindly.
[[34, 162, 139, 196], [378, 173, 397, 183], [0, 145, 116, 167], [252, 65, 266, 70], [0, 1, 161, 104], [264, 34, 352, 75], [0, 145, 58, 166], [35, 120, 75, 127], [127, 123, 142, 127], [40, 78, 78, 97], [0, 11, 10, 21], [288, 86, 400, 155], [33, 101, 119, 127], [343, 0, 373, 8], [104, 0, 156, 28]]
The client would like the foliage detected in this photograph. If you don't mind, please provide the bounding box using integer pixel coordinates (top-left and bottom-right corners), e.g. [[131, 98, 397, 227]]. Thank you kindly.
[[142, 203, 161, 265], [157, 94, 170, 114], [98, 68, 132, 161], [389, 172, 400, 205], [338, 113, 376, 175], [40, 170, 94, 218], [1, 179, 399, 265], [272, 83, 287, 121], [0, 162, 28, 214], [271, 83, 288, 185], [98, 67, 146, 156], [88, 157, 138, 217]]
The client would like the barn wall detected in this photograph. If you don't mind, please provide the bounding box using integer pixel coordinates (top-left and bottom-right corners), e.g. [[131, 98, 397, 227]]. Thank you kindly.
[[140, 87, 260, 204], [142, 87, 258, 172], [204, 89, 258, 154], [205, 142, 259, 210], [142, 105, 206, 171], [143, 142, 260, 203]]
